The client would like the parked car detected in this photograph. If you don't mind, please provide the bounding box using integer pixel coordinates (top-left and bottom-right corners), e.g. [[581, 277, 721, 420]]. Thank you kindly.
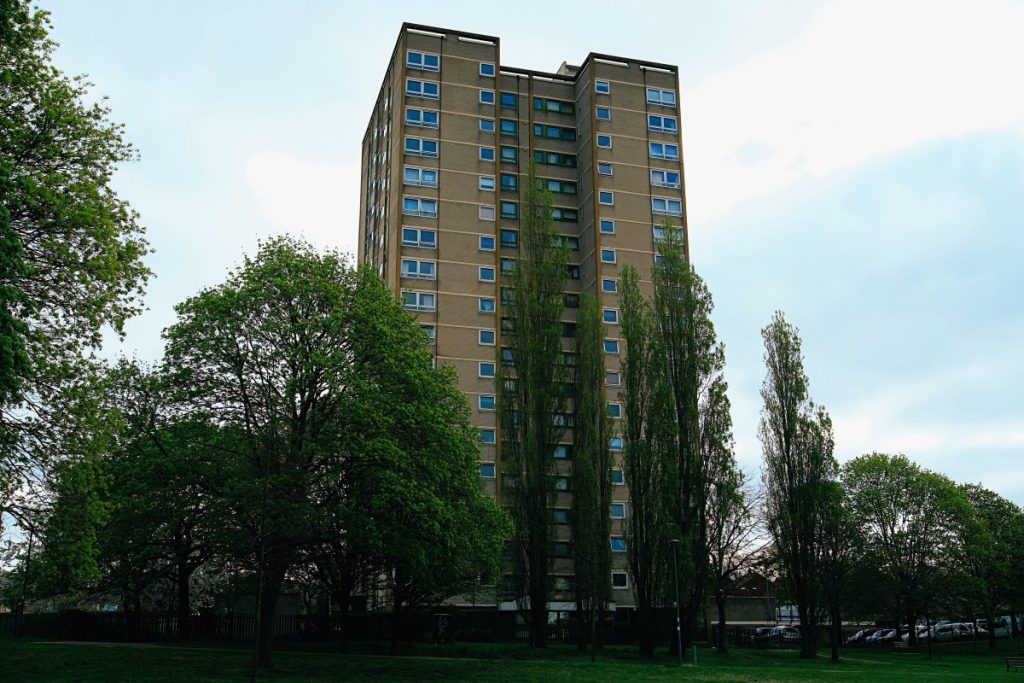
[[845, 629, 873, 645], [866, 629, 897, 644], [770, 625, 801, 642]]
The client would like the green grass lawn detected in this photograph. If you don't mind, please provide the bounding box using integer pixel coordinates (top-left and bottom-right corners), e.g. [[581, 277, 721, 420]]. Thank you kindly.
[[3, 638, 1020, 682]]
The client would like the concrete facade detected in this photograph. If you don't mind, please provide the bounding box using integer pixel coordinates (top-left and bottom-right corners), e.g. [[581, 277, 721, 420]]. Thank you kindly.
[[358, 24, 689, 609]]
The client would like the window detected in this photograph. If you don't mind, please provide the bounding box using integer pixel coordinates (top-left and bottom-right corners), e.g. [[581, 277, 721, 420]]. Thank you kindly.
[[479, 266, 496, 282], [610, 537, 626, 553], [607, 402, 622, 418], [554, 235, 579, 250], [479, 298, 496, 313], [500, 173, 518, 191], [479, 205, 495, 221], [609, 436, 623, 450], [653, 225, 684, 242], [480, 89, 496, 105], [606, 371, 621, 386], [604, 338, 620, 354], [406, 50, 439, 72], [611, 468, 625, 485], [552, 542, 572, 558], [402, 197, 438, 218], [481, 462, 496, 478], [552, 207, 578, 222], [405, 137, 438, 157], [401, 227, 436, 248], [479, 329, 496, 345], [479, 428, 496, 445], [534, 97, 575, 115], [479, 235, 496, 251], [611, 571, 629, 589], [600, 249, 616, 264], [600, 219, 615, 234], [595, 79, 610, 94], [554, 476, 572, 491], [652, 197, 683, 216], [500, 92, 517, 109], [596, 106, 611, 121], [500, 146, 518, 163], [401, 258, 436, 279], [404, 166, 437, 187], [500, 201, 518, 219], [601, 278, 618, 293], [406, 79, 439, 100], [500, 119, 517, 137], [646, 87, 676, 107], [560, 322, 577, 337], [539, 178, 576, 195], [479, 176, 496, 192], [596, 134, 612, 149], [610, 503, 626, 518], [500, 229, 519, 248], [480, 118, 495, 133], [552, 509, 570, 524], [598, 191, 614, 205], [533, 124, 576, 141], [534, 150, 577, 167], [651, 169, 681, 188], [603, 308, 619, 324], [479, 395, 496, 411], [405, 107, 438, 128], [654, 253, 666, 266], [480, 147, 495, 161], [597, 162, 613, 176], [498, 258, 515, 276], [648, 114, 678, 133], [479, 362, 496, 377], [566, 264, 580, 280], [649, 142, 680, 160], [401, 291, 435, 312], [479, 62, 495, 77], [420, 324, 435, 342], [564, 293, 580, 308]]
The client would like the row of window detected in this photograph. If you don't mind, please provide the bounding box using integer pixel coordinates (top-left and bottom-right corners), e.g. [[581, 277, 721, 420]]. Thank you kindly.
[[406, 108, 675, 137], [401, 228, 587, 253], [404, 136, 676, 167]]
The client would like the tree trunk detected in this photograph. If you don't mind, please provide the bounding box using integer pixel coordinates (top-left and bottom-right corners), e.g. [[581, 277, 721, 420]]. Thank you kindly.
[[391, 576, 402, 656], [682, 593, 700, 650], [797, 600, 817, 659], [176, 562, 192, 641], [716, 592, 727, 653], [829, 604, 841, 662], [257, 563, 286, 669], [336, 592, 350, 653], [530, 584, 547, 648], [637, 599, 656, 658], [1011, 611, 1020, 638], [906, 610, 917, 647], [986, 604, 997, 650]]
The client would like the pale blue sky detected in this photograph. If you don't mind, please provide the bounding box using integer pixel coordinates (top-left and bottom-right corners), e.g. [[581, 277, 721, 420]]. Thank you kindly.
[[40, 0, 1024, 502]]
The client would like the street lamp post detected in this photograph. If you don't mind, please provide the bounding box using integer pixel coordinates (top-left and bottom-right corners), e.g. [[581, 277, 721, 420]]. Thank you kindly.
[[671, 539, 682, 666]]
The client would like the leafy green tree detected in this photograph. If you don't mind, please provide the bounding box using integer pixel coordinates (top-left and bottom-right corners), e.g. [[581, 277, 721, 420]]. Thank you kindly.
[[652, 227, 728, 649], [498, 162, 570, 647], [0, 0, 150, 529], [570, 293, 612, 655], [816, 480, 861, 662], [842, 453, 966, 646], [759, 311, 836, 658], [618, 264, 674, 657]]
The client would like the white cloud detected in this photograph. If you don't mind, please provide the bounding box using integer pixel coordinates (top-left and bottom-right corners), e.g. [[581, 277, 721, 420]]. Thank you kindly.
[[244, 152, 360, 255], [684, 0, 1024, 223]]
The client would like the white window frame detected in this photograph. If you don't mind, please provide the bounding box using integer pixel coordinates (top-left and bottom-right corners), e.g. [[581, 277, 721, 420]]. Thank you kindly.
[[479, 297, 496, 314], [479, 329, 496, 346], [607, 402, 622, 418], [646, 87, 676, 107], [406, 50, 440, 72], [609, 436, 624, 451], [649, 142, 679, 161], [604, 338, 620, 354], [479, 428, 496, 445], [597, 162, 613, 176], [400, 258, 437, 280], [598, 191, 615, 206], [602, 278, 618, 294], [610, 537, 626, 553], [610, 502, 626, 519], [479, 266, 496, 282], [479, 62, 495, 77], [596, 106, 612, 121], [600, 248, 616, 264], [479, 175, 495, 191], [479, 235, 496, 251], [403, 166, 437, 188], [652, 197, 683, 216], [479, 89, 495, 105], [402, 196, 438, 218], [611, 468, 625, 486], [479, 118, 495, 133], [596, 134, 612, 149], [595, 79, 611, 94], [479, 205, 495, 221], [401, 227, 436, 249], [648, 114, 678, 134], [651, 169, 681, 189], [405, 107, 439, 129], [479, 395, 496, 411], [606, 371, 621, 386], [420, 324, 436, 342], [481, 462, 496, 478], [406, 78, 439, 100], [480, 147, 495, 161], [478, 362, 497, 378], [603, 308, 619, 324], [404, 137, 438, 158], [401, 290, 436, 312], [599, 219, 616, 234], [611, 571, 629, 589]]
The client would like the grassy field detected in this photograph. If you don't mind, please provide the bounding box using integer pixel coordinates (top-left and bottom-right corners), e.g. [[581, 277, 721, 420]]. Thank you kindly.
[[3, 638, 1020, 682]]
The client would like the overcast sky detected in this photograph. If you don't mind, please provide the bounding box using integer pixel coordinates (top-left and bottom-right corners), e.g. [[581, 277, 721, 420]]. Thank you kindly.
[[40, 0, 1024, 502]]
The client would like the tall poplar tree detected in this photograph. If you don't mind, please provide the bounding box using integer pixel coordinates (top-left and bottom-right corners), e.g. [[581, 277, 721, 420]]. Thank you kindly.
[[618, 264, 674, 657], [499, 162, 569, 647], [759, 311, 836, 659], [571, 293, 612, 654]]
